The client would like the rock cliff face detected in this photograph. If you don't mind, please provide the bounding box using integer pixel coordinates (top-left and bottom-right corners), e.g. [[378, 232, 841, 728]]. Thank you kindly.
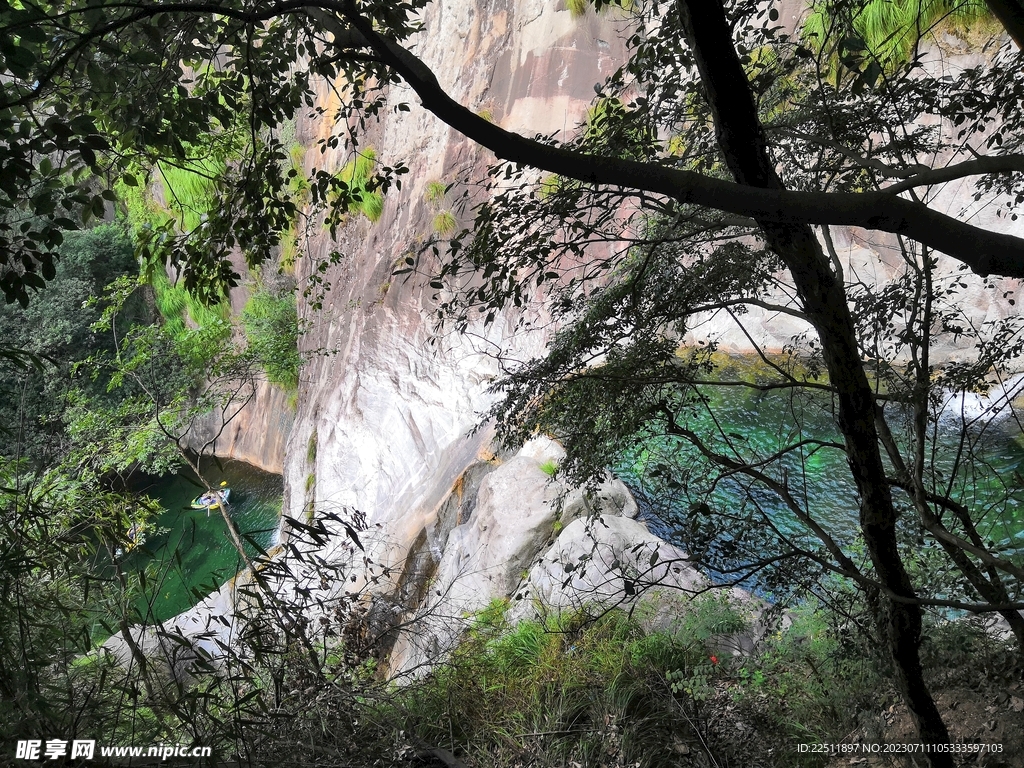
[[386, 436, 751, 674], [149, 1, 1020, 668], [280, 0, 644, 641], [109, 0, 661, 668], [188, 379, 294, 474]]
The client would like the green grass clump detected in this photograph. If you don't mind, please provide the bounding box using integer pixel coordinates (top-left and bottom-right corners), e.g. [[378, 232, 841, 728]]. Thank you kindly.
[[567, 0, 634, 19], [358, 190, 384, 223], [539, 459, 559, 477], [804, 0, 990, 70], [432, 210, 457, 236], [287, 143, 311, 204], [242, 288, 301, 390], [158, 156, 226, 232], [334, 148, 384, 223], [148, 268, 231, 346], [424, 180, 447, 207], [114, 169, 159, 237], [289, 142, 307, 170], [391, 609, 689, 767], [279, 228, 300, 274], [375, 596, 899, 767], [306, 428, 318, 464]]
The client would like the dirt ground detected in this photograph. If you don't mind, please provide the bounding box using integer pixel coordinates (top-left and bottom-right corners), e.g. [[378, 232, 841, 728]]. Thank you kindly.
[[826, 684, 1024, 767]]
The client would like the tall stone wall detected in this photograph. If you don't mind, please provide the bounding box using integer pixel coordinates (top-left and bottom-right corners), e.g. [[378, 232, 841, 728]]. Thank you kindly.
[[284, 0, 631, 583]]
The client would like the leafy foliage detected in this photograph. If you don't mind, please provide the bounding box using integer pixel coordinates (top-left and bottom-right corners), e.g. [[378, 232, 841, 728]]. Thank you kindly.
[[411, 3, 1024, 753], [242, 286, 301, 390], [0, 465, 162, 745], [0, 0, 420, 305], [805, 0, 991, 71], [382, 598, 910, 767], [158, 155, 228, 232], [0, 224, 139, 463], [148, 267, 231, 347], [3, 0, 1024, 761], [331, 148, 385, 223]]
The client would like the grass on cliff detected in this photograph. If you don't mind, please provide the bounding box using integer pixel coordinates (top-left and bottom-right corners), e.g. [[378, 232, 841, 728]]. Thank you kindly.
[[804, 0, 991, 72], [373, 597, 890, 767], [115, 151, 233, 353], [148, 267, 232, 358], [332, 148, 384, 223], [242, 285, 301, 390], [158, 156, 227, 232]]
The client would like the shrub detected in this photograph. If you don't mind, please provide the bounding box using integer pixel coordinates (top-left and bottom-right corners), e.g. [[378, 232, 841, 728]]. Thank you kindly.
[[113, 170, 158, 237], [334, 148, 384, 223], [157, 156, 226, 231], [424, 180, 447, 207], [385, 609, 705, 767], [148, 267, 231, 351], [803, 0, 990, 72], [242, 288, 301, 389], [384, 596, 889, 767], [433, 210, 457, 236]]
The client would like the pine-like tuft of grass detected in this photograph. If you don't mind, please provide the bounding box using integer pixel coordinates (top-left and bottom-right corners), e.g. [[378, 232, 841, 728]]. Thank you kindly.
[[424, 180, 447, 207], [433, 210, 457, 236], [158, 157, 225, 232], [567, 0, 588, 17], [334, 149, 385, 224], [805, 0, 990, 71]]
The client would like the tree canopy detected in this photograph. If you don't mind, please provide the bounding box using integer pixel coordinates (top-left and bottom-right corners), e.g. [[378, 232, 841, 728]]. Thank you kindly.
[[5, 0, 1024, 762]]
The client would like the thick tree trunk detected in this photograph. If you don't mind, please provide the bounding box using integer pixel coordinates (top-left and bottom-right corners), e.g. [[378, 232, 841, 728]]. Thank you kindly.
[[985, 0, 1024, 48], [675, 0, 951, 759]]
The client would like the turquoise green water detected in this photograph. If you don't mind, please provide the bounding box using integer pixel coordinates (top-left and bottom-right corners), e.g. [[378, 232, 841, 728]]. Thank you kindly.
[[617, 384, 1024, 571], [125, 457, 282, 623]]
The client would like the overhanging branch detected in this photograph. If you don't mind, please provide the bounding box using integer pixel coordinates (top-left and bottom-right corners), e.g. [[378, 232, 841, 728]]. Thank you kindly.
[[332, 1, 1024, 279], [882, 155, 1024, 195]]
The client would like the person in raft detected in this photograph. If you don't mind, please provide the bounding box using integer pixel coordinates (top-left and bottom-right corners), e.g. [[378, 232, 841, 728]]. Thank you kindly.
[[197, 482, 230, 514]]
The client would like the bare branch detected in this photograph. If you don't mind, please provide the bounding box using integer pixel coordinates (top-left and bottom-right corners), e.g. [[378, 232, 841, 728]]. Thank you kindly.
[[882, 155, 1024, 195]]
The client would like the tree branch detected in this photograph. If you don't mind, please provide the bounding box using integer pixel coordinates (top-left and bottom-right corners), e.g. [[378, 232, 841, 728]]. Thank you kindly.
[[334, 1, 1024, 279], [984, 0, 1024, 49], [882, 155, 1024, 195]]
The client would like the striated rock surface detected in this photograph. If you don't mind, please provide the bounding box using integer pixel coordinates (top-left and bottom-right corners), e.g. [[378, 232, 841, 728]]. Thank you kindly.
[[187, 378, 294, 475], [387, 437, 708, 673], [109, 0, 660, 672], [282, 0, 632, 609]]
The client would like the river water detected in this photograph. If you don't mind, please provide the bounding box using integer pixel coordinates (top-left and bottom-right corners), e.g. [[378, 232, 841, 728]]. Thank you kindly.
[[124, 456, 282, 623], [617, 381, 1024, 579]]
